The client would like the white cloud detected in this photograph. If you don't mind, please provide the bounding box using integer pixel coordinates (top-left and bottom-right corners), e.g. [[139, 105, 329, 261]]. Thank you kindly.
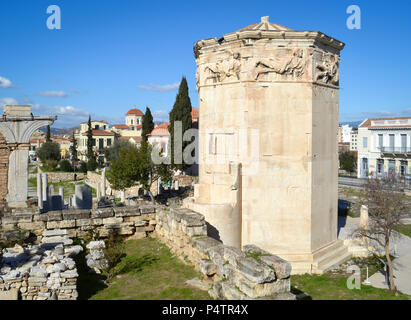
[[152, 109, 170, 122], [0, 76, 13, 88], [37, 91, 68, 98], [137, 82, 179, 92], [0, 97, 18, 108], [31, 104, 124, 128]]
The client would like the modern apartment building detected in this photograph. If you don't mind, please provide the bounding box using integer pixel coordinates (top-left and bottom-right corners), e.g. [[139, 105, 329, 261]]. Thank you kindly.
[[357, 117, 411, 179]]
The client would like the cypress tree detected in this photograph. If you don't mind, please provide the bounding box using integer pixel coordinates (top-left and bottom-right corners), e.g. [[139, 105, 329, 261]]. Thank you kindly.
[[71, 131, 78, 162], [86, 115, 95, 161], [142, 107, 154, 142], [169, 76, 192, 168], [46, 125, 51, 142]]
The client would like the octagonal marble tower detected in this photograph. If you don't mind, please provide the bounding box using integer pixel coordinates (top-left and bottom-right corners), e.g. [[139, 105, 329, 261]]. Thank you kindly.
[[185, 17, 350, 274]]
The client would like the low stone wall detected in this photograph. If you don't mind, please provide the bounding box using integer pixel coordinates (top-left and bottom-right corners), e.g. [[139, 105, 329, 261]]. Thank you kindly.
[[0, 206, 157, 240], [155, 207, 295, 300], [28, 172, 86, 183], [0, 229, 81, 300]]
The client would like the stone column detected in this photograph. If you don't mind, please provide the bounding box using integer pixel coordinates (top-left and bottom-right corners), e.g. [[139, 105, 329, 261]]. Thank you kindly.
[[6, 145, 30, 208], [0, 105, 56, 209], [59, 187, 64, 208], [96, 182, 101, 200], [48, 185, 54, 210], [360, 205, 369, 230], [120, 190, 125, 203], [41, 173, 48, 211], [37, 173, 43, 210], [102, 168, 106, 197]]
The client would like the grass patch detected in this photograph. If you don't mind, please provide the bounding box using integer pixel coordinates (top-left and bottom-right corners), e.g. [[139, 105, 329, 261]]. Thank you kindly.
[[291, 256, 409, 300], [85, 238, 211, 300], [395, 224, 411, 238], [244, 250, 270, 263]]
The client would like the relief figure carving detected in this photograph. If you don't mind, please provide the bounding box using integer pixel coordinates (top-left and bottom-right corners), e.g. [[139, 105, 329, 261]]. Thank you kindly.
[[315, 53, 340, 86], [253, 48, 307, 80]]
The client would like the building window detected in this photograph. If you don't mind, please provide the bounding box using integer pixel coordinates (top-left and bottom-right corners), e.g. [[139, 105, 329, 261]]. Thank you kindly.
[[95, 125, 99, 130], [107, 138, 112, 146], [378, 134, 383, 148], [92, 138, 96, 147], [363, 137, 368, 148], [131, 119, 134, 125], [99, 138, 104, 149]]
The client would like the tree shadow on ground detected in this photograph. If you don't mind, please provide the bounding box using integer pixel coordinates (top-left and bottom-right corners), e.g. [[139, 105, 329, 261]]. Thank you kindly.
[[74, 249, 108, 300]]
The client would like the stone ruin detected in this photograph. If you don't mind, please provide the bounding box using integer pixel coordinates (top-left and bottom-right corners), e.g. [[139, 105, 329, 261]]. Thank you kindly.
[[186, 16, 351, 274], [0, 106, 56, 210]]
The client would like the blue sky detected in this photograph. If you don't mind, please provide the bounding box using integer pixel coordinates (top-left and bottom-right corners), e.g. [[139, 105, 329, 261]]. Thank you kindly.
[[0, 0, 410, 128]]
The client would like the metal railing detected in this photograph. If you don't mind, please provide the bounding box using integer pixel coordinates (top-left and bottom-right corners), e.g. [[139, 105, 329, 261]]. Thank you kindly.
[[378, 147, 411, 154]]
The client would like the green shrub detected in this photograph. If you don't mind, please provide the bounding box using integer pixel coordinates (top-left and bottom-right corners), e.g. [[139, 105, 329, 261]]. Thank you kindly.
[[87, 158, 98, 172], [36, 141, 61, 162], [79, 161, 88, 174], [102, 233, 125, 282], [59, 159, 73, 172], [41, 160, 59, 172]]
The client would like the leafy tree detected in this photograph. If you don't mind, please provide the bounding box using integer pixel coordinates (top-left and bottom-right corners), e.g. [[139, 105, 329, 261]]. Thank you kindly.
[[70, 131, 78, 162], [87, 158, 98, 172], [354, 178, 409, 293], [79, 161, 88, 174], [86, 116, 95, 161], [107, 142, 172, 203], [105, 140, 132, 163], [169, 76, 193, 169], [339, 151, 356, 173], [142, 107, 154, 142], [59, 159, 73, 172], [46, 125, 51, 143], [36, 142, 61, 162]]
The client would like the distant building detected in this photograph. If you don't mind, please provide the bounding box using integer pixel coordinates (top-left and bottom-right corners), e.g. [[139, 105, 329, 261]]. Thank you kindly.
[[350, 129, 358, 151], [340, 124, 352, 143], [29, 135, 72, 161], [147, 107, 200, 157], [147, 122, 170, 157], [338, 142, 350, 154], [357, 117, 411, 178], [74, 120, 116, 163]]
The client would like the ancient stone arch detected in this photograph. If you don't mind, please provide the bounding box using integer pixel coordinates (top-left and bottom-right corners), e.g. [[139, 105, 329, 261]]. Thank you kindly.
[[0, 133, 10, 211], [0, 106, 56, 210]]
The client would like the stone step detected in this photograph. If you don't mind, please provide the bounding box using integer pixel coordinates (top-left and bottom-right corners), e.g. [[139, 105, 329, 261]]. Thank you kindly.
[[316, 250, 352, 274], [315, 244, 349, 269]]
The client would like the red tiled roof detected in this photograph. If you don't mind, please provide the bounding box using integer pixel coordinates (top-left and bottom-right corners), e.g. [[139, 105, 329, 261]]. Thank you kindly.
[[80, 120, 108, 124], [148, 122, 170, 136], [126, 108, 144, 116], [112, 124, 130, 129], [81, 130, 115, 136]]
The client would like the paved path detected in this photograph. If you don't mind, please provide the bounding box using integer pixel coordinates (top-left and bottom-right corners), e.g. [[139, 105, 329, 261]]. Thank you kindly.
[[367, 232, 411, 295], [338, 216, 411, 295]]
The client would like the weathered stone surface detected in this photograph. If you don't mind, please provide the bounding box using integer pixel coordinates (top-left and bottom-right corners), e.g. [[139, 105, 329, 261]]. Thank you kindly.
[[46, 212, 63, 221], [199, 259, 217, 276], [139, 205, 156, 214], [193, 237, 222, 254], [102, 217, 123, 225], [242, 244, 291, 279], [46, 220, 76, 229], [114, 207, 141, 217], [235, 257, 276, 284], [86, 241, 105, 250], [43, 229, 67, 237], [90, 208, 114, 219]]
